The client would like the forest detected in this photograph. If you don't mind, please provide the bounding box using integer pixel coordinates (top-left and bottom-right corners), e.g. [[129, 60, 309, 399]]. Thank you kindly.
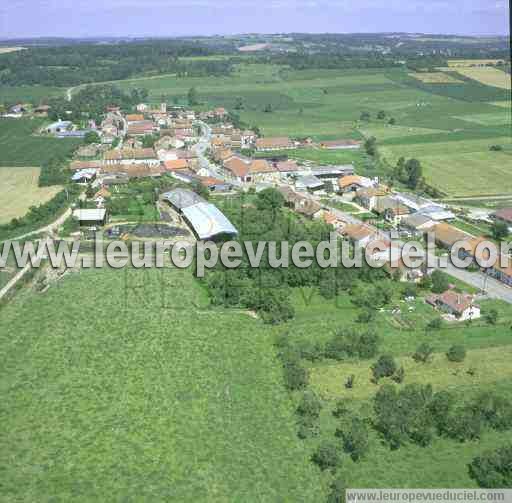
[[0, 41, 234, 87]]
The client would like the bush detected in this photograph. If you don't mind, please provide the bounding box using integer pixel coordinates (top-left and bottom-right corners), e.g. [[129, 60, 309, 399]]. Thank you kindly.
[[339, 417, 369, 461], [426, 318, 443, 331], [311, 442, 340, 471], [296, 391, 322, 419], [283, 360, 309, 391], [446, 345, 466, 362], [372, 355, 397, 382], [413, 343, 434, 363], [485, 308, 499, 325], [392, 366, 405, 384], [431, 270, 450, 294], [325, 328, 380, 361], [469, 445, 512, 488]]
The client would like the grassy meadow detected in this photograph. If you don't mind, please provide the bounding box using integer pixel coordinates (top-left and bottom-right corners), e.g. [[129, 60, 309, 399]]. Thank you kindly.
[[0, 167, 62, 224], [0, 268, 324, 502], [273, 286, 512, 488]]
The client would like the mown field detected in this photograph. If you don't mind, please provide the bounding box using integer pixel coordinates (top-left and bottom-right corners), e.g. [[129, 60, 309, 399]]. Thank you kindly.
[[0, 118, 80, 166], [0, 166, 62, 224], [455, 67, 511, 90], [0, 268, 324, 501]]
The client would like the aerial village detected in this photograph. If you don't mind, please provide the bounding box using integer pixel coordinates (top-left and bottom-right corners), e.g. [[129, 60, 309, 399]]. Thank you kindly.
[[12, 99, 511, 322]]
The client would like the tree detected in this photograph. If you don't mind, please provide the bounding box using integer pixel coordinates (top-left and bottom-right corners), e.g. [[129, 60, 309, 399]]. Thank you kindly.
[[339, 417, 369, 461], [345, 374, 355, 389], [263, 103, 273, 113], [297, 390, 322, 419], [83, 131, 100, 144], [392, 366, 405, 384], [447, 405, 482, 441], [473, 393, 512, 431], [377, 110, 386, 120], [256, 188, 285, 212], [426, 317, 443, 331], [429, 390, 455, 435], [446, 345, 466, 362], [234, 97, 244, 110], [431, 270, 450, 293], [372, 355, 397, 382], [326, 477, 346, 503], [360, 111, 371, 121], [489, 144, 503, 151], [142, 134, 156, 148], [388, 117, 396, 125], [485, 308, 499, 325], [404, 158, 423, 189], [413, 343, 434, 363], [85, 184, 95, 199], [187, 87, 199, 106], [364, 136, 377, 156], [402, 283, 417, 299], [283, 360, 309, 390], [356, 308, 375, 323], [311, 442, 340, 471], [491, 220, 509, 240], [332, 399, 349, 418], [419, 273, 432, 290], [469, 445, 512, 488]]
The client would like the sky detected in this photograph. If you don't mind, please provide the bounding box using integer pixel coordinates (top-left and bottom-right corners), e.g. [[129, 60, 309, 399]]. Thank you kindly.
[[0, 0, 509, 39]]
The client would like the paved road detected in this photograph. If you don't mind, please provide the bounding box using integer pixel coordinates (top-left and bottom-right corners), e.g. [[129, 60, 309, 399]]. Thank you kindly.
[[312, 193, 512, 304]]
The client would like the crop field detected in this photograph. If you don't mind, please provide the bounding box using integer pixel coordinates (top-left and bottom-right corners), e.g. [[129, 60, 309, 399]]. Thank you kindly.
[[0, 85, 63, 104], [0, 268, 324, 501], [448, 59, 505, 67], [0, 167, 62, 224], [379, 135, 512, 197], [409, 72, 462, 84], [0, 118, 80, 166], [455, 67, 511, 90]]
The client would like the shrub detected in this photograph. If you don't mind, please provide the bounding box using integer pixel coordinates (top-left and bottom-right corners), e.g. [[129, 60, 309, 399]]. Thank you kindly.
[[296, 391, 322, 419], [372, 355, 397, 382], [413, 343, 434, 363], [446, 345, 466, 362], [469, 445, 512, 488], [311, 442, 340, 471]]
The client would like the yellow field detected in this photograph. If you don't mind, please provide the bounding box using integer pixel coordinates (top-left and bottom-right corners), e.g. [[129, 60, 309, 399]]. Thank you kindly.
[[491, 101, 512, 108], [0, 47, 25, 54], [448, 59, 505, 67], [409, 72, 462, 84], [0, 167, 62, 224], [310, 345, 512, 401], [455, 67, 511, 89]]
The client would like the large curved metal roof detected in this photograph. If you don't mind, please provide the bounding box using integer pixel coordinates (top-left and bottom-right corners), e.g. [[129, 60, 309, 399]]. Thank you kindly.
[[182, 202, 238, 240]]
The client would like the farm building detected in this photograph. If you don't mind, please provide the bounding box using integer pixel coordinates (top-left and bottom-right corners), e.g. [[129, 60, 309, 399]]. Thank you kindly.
[[72, 208, 107, 226], [162, 188, 206, 212], [319, 139, 361, 150], [295, 175, 324, 193], [182, 203, 238, 241], [255, 137, 294, 151]]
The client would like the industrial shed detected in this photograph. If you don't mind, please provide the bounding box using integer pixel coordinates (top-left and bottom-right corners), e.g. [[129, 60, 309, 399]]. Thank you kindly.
[[182, 202, 238, 240]]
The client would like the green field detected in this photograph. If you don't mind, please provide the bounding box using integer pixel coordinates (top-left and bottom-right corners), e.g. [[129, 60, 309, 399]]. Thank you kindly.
[[0, 268, 324, 501], [0, 118, 80, 167], [114, 63, 511, 196], [0, 85, 63, 104]]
